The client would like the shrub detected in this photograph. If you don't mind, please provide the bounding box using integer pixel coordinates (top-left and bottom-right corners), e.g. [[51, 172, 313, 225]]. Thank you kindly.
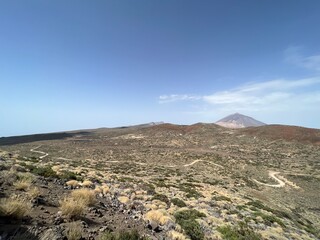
[[151, 193, 170, 206], [174, 209, 206, 240], [0, 195, 32, 219], [178, 219, 203, 240], [71, 189, 96, 206], [178, 184, 203, 199], [2, 170, 18, 185], [65, 222, 83, 240], [66, 180, 79, 188], [59, 197, 86, 219], [253, 211, 285, 227], [31, 166, 58, 178], [28, 187, 41, 199], [118, 196, 130, 205], [171, 198, 187, 208], [13, 179, 32, 191], [212, 195, 231, 202], [17, 172, 35, 182], [99, 229, 147, 240], [217, 222, 261, 240], [82, 180, 93, 188], [145, 210, 172, 225], [167, 230, 187, 240], [60, 170, 83, 181]]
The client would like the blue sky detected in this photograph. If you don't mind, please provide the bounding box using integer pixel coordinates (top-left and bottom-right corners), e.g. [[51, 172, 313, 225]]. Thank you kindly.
[[1, 1, 320, 136]]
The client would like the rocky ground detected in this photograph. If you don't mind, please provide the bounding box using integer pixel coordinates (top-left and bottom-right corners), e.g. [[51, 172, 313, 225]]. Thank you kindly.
[[0, 123, 319, 239]]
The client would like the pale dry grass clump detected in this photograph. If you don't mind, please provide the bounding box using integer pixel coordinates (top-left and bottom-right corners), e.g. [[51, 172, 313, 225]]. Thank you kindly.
[[59, 197, 86, 219], [66, 180, 79, 188], [167, 230, 187, 240], [70, 189, 96, 206], [13, 179, 32, 191], [0, 195, 32, 219], [64, 221, 83, 240], [101, 184, 110, 194], [94, 184, 109, 195], [51, 165, 61, 173], [118, 196, 130, 205], [81, 180, 93, 188], [28, 187, 41, 199], [145, 210, 172, 225]]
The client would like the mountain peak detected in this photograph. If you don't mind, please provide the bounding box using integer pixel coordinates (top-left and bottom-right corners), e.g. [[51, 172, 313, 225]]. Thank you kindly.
[[216, 113, 266, 128]]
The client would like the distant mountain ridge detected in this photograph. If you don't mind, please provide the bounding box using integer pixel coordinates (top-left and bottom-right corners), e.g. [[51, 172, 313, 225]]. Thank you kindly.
[[216, 113, 266, 128]]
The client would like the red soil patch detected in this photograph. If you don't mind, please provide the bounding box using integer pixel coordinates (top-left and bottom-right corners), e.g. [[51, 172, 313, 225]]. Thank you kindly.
[[241, 125, 320, 145]]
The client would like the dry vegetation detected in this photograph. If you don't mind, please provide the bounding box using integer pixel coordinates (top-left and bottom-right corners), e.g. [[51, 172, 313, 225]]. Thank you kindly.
[[0, 123, 319, 239], [0, 195, 32, 219]]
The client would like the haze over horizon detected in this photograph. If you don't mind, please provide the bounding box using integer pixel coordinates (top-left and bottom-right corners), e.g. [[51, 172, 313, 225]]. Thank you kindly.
[[1, 1, 320, 137]]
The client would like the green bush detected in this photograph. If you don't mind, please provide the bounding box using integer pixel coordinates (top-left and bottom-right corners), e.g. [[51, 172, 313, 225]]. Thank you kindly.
[[31, 166, 58, 178], [151, 193, 170, 206], [217, 222, 261, 240], [60, 170, 83, 181], [174, 209, 206, 240], [178, 184, 203, 199], [253, 211, 285, 228], [212, 195, 231, 202], [171, 198, 187, 208]]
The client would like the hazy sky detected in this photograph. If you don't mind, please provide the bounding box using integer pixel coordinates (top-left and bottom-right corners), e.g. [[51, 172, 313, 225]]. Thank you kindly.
[[1, 1, 320, 136]]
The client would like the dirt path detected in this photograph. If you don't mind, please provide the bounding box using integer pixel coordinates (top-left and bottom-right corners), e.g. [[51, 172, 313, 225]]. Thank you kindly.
[[183, 159, 224, 168], [30, 146, 49, 159], [253, 171, 299, 189]]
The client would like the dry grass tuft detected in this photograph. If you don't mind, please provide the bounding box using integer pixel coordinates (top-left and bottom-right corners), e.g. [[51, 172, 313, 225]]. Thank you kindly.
[[118, 196, 130, 205], [66, 180, 79, 188], [28, 187, 41, 199], [71, 189, 96, 206], [64, 221, 83, 240], [81, 180, 93, 188], [145, 210, 172, 225], [167, 230, 187, 240], [59, 197, 86, 219], [101, 185, 110, 194], [0, 195, 32, 219], [13, 179, 32, 191], [94, 185, 102, 194]]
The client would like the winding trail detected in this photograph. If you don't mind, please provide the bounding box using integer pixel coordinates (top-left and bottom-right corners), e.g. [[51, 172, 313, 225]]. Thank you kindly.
[[253, 171, 288, 188], [30, 146, 49, 159], [183, 159, 224, 168]]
